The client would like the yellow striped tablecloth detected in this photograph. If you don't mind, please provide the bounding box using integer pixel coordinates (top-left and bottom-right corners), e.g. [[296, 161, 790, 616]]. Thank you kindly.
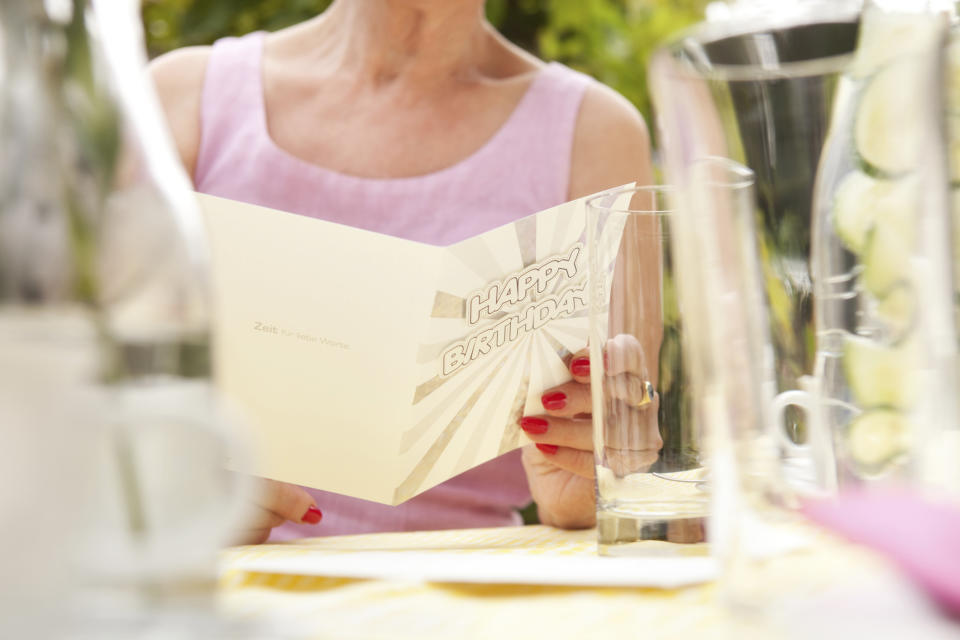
[[218, 525, 953, 640]]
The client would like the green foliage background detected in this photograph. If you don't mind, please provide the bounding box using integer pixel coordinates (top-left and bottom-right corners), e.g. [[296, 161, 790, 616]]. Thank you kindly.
[[141, 0, 711, 131]]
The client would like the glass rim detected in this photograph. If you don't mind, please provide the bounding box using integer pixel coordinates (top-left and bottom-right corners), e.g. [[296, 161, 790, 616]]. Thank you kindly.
[[585, 184, 673, 216], [691, 156, 756, 189], [586, 159, 754, 216], [654, 15, 858, 82]]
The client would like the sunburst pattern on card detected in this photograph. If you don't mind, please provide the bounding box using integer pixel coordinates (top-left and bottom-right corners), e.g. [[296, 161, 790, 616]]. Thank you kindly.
[[394, 195, 629, 503]]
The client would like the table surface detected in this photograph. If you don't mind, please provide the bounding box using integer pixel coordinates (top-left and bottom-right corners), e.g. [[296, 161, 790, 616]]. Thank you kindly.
[[219, 525, 960, 640]]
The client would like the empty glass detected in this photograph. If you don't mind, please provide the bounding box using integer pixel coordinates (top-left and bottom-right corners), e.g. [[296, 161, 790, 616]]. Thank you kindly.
[[587, 185, 706, 554], [586, 166, 757, 555]]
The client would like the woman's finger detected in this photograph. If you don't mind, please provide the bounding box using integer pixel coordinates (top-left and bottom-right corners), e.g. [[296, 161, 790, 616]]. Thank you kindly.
[[239, 505, 286, 531], [253, 478, 321, 524], [531, 442, 595, 478], [567, 348, 591, 384], [601, 398, 662, 446], [601, 445, 660, 475], [519, 415, 592, 451], [233, 527, 274, 546], [605, 333, 651, 379], [606, 373, 657, 407], [598, 397, 663, 476], [539, 380, 592, 418]]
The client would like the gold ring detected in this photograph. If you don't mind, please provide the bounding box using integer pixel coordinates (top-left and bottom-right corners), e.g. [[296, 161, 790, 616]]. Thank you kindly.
[[635, 381, 655, 408]]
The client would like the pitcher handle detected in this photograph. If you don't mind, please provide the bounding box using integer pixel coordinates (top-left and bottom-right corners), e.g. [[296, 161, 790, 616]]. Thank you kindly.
[[771, 389, 813, 454]]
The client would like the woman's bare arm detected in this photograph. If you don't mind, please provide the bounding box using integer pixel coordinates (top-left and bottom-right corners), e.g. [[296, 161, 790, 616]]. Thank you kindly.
[[149, 46, 211, 183], [568, 83, 654, 200]]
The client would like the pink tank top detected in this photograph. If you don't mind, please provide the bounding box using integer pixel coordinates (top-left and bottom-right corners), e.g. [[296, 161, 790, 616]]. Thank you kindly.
[[195, 32, 593, 539]]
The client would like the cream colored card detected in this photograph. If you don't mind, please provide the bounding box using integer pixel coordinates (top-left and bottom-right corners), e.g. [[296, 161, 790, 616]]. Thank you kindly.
[[199, 190, 628, 505]]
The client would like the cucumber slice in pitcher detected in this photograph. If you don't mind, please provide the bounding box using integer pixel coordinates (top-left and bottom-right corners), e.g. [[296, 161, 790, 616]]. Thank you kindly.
[[832, 171, 879, 255], [852, 12, 943, 79], [874, 283, 917, 343], [832, 171, 917, 255], [845, 409, 909, 473], [855, 59, 924, 177], [861, 222, 913, 298], [859, 176, 917, 299], [843, 334, 920, 410]]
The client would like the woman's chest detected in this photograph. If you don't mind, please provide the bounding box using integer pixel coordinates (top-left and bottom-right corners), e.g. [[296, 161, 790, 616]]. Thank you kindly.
[[262, 76, 536, 179]]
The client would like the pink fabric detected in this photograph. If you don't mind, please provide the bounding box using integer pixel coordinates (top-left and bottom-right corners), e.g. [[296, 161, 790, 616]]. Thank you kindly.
[[802, 488, 960, 618], [195, 32, 592, 539]]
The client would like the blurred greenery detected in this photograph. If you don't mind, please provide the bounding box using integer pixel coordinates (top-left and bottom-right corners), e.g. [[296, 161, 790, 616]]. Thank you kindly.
[[141, 0, 711, 131]]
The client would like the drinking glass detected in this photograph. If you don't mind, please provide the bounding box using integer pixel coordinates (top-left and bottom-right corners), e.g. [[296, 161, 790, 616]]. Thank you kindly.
[[586, 185, 700, 554]]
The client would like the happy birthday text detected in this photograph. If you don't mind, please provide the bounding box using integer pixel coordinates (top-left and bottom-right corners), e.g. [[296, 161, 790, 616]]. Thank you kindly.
[[441, 244, 585, 376]]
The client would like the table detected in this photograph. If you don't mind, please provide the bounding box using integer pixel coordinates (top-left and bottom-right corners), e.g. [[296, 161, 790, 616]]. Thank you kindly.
[[219, 525, 960, 640]]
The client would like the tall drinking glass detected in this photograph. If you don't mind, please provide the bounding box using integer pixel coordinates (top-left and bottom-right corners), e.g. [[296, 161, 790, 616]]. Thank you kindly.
[[587, 185, 705, 555]]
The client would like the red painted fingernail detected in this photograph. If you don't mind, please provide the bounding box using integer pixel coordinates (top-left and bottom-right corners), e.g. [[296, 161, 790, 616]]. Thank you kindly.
[[302, 506, 323, 524], [536, 443, 559, 455], [541, 391, 567, 411], [571, 357, 590, 377], [519, 416, 549, 434]]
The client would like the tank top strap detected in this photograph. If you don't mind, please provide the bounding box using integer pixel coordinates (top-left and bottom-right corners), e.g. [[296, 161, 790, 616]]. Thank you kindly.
[[497, 62, 594, 204], [195, 31, 268, 186]]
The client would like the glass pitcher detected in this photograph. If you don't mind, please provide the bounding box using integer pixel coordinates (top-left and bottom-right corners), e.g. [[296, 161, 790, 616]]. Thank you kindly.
[[649, 4, 862, 492]]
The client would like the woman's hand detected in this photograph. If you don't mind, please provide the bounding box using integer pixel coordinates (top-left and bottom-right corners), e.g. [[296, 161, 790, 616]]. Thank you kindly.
[[519, 349, 596, 529], [233, 478, 323, 545], [519, 339, 663, 530]]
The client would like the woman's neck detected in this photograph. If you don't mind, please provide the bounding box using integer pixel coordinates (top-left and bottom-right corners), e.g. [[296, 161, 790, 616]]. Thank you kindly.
[[308, 0, 494, 85]]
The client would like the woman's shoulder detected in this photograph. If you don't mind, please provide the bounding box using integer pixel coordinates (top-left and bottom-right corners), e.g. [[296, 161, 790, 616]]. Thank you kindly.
[[568, 80, 652, 199], [150, 46, 214, 181]]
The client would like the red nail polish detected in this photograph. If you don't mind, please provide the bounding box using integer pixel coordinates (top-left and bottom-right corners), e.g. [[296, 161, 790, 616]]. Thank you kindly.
[[536, 443, 559, 455], [571, 357, 590, 377], [302, 506, 323, 524], [519, 416, 549, 434], [541, 391, 567, 411]]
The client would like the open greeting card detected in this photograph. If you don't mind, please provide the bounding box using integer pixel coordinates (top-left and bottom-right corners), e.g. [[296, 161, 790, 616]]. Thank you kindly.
[[199, 190, 628, 505]]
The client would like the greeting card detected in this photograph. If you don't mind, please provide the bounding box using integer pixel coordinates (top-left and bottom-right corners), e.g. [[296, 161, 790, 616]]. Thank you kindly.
[[199, 189, 628, 504]]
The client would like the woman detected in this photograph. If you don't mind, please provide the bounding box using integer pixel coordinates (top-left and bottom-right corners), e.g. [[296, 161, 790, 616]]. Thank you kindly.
[[152, 0, 653, 543]]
